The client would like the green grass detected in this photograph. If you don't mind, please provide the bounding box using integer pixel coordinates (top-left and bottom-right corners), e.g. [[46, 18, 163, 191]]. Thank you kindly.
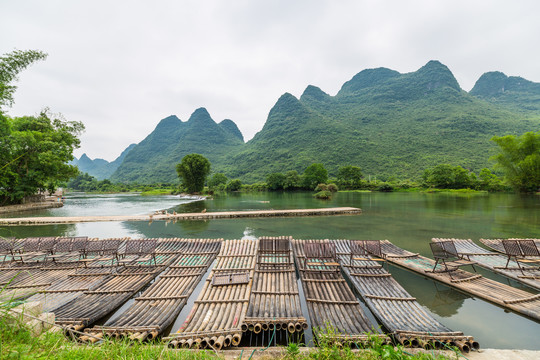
[[140, 188, 176, 196]]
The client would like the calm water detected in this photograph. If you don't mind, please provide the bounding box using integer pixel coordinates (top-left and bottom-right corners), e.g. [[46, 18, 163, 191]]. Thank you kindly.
[[1, 191, 539, 349]]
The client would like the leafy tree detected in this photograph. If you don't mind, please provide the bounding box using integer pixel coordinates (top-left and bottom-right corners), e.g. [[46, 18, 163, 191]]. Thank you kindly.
[[176, 154, 211, 193], [303, 163, 328, 190], [284, 170, 301, 190], [0, 49, 48, 109], [491, 132, 540, 192], [266, 172, 286, 190], [337, 165, 363, 189], [423, 164, 473, 189], [226, 179, 242, 191], [208, 173, 228, 190], [478, 168, 503, 191], [1, 110, 83, 205]]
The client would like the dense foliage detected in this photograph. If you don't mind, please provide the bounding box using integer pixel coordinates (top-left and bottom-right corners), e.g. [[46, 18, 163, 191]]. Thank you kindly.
[[176, 154, 211, 193], [207, 173, 228, 191], [0, 50, 83, 205], [303, 163, 328, 190], [491, 131, 540, 192]]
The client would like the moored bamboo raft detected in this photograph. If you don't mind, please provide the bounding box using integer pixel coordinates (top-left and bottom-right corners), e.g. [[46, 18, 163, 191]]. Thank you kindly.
[[380, 240, 540, 321], [433, 238, 540, 291], [0, 262, 79, 301], [332, 240, 477, 351], [24, 238, 188, 311], [167, 239, 257, 350], [243, 236, 307, 334], [291, 239, 389, 345], [480, 238, 540, 254], [85, 239, 221, 341], [52, 239, 185, 332]]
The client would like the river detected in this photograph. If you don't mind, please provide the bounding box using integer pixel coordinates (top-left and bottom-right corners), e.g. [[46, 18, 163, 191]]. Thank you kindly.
[[1, 191, 539, 349]]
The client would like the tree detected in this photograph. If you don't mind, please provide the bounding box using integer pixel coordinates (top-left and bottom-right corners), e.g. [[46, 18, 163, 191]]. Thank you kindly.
[[208, 173, 228, 190], [176, 154, 211, 193], [1, 50, 48, 109], [284, 170, 301, 190], [1, 110, 84, 204], [302, 163, 328, 190], [226, 179, 242, 191], [478, 168, 503, 191], [336, 165, 363, 189], [491, 132, 540, 192], [423, 164, 473, 189], [266, 172, 286, 190]]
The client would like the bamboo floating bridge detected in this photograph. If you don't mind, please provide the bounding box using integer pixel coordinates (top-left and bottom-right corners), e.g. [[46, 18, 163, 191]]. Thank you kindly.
[[0, 207, 361, 226]]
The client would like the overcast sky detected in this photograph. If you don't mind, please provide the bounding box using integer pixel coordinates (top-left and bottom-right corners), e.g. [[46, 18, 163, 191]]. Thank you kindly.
[[2, 0, 539, 161]]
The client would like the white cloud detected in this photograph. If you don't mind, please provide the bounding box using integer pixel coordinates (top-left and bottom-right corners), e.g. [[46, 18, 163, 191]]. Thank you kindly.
[[1, 0, 539, 161]]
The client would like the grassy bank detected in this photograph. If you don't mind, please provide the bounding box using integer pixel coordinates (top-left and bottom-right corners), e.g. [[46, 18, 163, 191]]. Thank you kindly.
[[0, 308, 455, 360]]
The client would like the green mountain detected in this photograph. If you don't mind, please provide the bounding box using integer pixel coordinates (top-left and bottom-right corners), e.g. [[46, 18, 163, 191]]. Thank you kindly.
[[110, 108, 245, 183], [223, 61, 539, 182], [109, 61, 540, 184], [470, 71, 540, 112], [72, 143, 136, 180]]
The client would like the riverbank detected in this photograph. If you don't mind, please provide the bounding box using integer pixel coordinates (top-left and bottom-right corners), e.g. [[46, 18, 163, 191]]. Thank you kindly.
[[0, 207, 361, 225], [0, 199, 63, 215]]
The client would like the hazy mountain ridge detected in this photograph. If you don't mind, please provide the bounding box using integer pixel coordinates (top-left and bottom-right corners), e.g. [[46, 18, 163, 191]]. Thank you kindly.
[[89, 61, 539, 183], [72, 143, 136, 180]]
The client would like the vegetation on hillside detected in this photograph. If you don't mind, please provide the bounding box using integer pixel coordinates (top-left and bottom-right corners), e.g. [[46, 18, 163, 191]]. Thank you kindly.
[[0, 50, 83, 205]]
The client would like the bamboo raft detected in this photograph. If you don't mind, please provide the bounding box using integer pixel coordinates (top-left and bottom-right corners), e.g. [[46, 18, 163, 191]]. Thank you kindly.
[[25, 238, 187, 312], [291, 239, 389, 345], [51, 239, 186, 332], [480, 238, 540, 254], [85, 239, 221, 342], [243, 236, 307, 335], [380, 240, 540, 321], [433, 238, 540, 291], [0, 207, 362, 226], [168, 239, 257, 350], [331, 240, 477, 352]]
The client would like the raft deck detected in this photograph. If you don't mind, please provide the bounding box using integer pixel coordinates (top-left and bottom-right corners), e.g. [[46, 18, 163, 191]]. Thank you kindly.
[[292, 239, 389, 345], [244, 236, 307, 334], [434, 238, 540, 291], [380, 240, 540, 321], [332, 239, 477, 351], [86, 239, 221, 341], [51, 239, 185, 331], [168, 239, 257, 350]]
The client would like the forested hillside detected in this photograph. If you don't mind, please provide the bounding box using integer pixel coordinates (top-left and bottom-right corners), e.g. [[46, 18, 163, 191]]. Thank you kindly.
[[108, 61, 540, 183], [109, 108, 244, 183]]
